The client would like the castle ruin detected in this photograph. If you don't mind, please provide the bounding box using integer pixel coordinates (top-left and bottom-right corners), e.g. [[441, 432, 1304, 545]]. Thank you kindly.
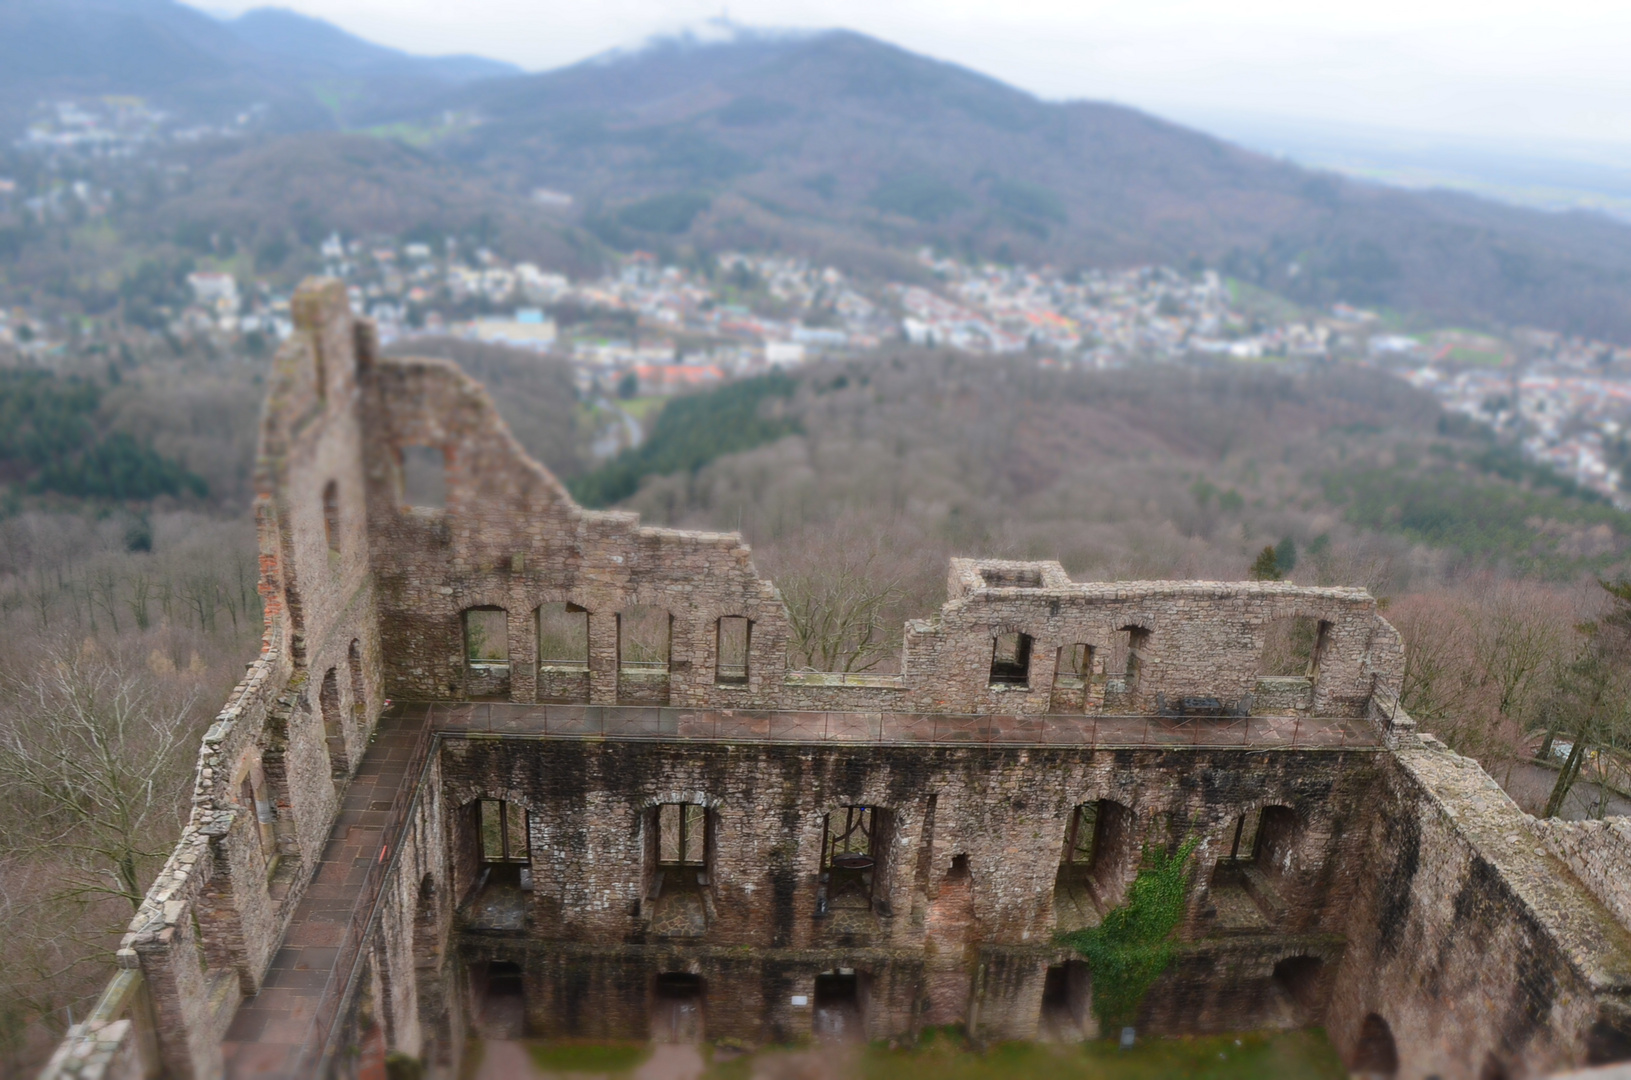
[[43, 281, 1631, 1079]]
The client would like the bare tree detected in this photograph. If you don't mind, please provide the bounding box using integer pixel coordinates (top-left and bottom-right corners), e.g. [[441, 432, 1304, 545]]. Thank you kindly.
[[0, 644, 198, 911], [1540, 580, 1631, 818], [780, 556, 906, 673]]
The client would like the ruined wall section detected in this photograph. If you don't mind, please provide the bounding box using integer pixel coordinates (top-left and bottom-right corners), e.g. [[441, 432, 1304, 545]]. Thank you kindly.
[[439, 738, 1377, 951], [258, 281, 386, 865], [361, 357, 789, 709], [1328, 736, 1631, 1079], [441, 737, 1381, 1047], [881, 559, 1402, 718]]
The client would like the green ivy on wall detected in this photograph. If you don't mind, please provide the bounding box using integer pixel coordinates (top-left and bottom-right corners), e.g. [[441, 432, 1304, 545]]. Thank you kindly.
[[1058, 836, 1199, 1030]]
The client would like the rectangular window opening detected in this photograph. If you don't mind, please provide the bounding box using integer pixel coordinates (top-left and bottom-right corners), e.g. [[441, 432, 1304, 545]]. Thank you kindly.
[[465, 609, 510, 671], [619, 606, 671, 673], [988, 632, 1033, 686], [399, 445, 447, 509], [716, 616, 750, 685], [657, 803, 707, 867], [822, 806, 878, 908], [479, 799, 530, 864], [537, 603, 589, 670]]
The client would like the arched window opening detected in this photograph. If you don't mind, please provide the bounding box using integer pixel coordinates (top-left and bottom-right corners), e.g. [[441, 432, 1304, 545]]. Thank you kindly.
[[237, 767, 280, 880], [1054, 799, 1136, 929], [1104, 627, 1151, 709], [1352, 1013, 1399, 1077], [322, 480, 341, 556], [716, 616, 751, 685], [461, 799, 530, 932], [657, 803, 706, 869], [988, 632, 1033, 687], [1123, 626, 1151, 687], [464, 607, 510, 699], [398, 444, 447, 509], [1050, 643, 1094, 712], [319, 666, 348, 779], [1208, 804, 1296, 931]]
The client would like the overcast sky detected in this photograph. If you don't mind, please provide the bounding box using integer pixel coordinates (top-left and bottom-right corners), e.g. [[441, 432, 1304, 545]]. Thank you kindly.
[[200, 0, 1631, 151]]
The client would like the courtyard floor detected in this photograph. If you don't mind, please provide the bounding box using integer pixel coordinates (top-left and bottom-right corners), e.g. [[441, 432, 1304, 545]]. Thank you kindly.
[[466, 1029, 1347, 1080]]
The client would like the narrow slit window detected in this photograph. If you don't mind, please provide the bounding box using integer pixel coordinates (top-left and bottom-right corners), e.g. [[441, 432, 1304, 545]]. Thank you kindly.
[[537, 603, 589, 670], [465, 608, 509, 670], [478, 799, 529, 864], [399, 445, 447, 509], [322, 480, 341, 554], [657, 804, 706, 867], [716, 616, 750, 684], [989, 632, 1033, 686]]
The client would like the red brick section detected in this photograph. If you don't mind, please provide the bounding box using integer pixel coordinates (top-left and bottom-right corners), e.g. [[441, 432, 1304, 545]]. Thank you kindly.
[[220, 710, 427, 1079]]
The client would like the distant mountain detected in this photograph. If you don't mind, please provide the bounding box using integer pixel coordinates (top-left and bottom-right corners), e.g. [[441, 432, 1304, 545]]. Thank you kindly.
[[9, 5, 1631, 340], [389, 29, 1631, 340], [0, 0, 520, 132], [223, 7, 520, 85]]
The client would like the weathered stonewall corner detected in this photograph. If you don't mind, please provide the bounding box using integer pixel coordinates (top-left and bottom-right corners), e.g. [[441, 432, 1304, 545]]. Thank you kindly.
[[42, 279, 1631, 1079]]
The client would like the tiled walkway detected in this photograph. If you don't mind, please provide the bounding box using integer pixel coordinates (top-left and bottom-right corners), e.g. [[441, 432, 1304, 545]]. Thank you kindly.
[[221, 709, 427, 1078]]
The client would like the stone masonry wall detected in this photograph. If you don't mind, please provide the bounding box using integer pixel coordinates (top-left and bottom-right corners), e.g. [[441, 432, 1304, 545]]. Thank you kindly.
[[1327, 736, 1631, 1079]]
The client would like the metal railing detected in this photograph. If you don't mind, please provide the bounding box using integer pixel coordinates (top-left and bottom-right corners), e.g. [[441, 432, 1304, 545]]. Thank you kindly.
[[419, 702, 1380, 750]]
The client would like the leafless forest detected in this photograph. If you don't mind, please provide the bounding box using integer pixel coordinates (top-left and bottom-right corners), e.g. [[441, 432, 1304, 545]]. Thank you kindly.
[[1, 341, 1628, 1070]]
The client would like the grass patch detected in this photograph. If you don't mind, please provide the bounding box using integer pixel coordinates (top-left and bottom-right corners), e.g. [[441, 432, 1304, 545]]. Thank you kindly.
[[526, 1040, 650, 1074], [696, 1030, 1345, 1079]]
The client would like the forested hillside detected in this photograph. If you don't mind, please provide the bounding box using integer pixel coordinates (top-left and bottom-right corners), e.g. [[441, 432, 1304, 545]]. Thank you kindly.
[[577, 353, 1629, 593]]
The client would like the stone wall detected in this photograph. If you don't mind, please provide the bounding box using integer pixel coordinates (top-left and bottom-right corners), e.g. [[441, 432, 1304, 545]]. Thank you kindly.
[[1327, 736, 1631, 1079], [1537, 818, 1631, 933], [437, 734, 1384, 1045]]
